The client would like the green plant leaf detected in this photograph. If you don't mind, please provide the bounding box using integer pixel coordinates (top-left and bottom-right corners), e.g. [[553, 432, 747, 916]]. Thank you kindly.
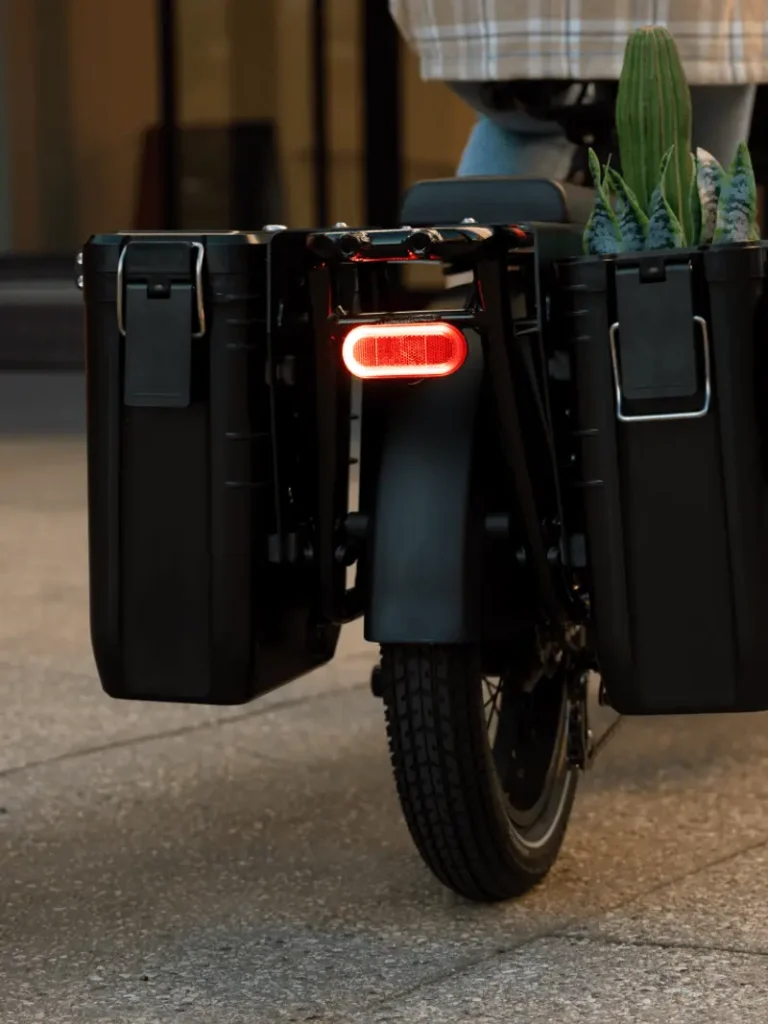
[[587, 148, 606, 195], [583, 148, 623, 254], [713, 141, 759, 244], [607, 168, 648, 251], [583, 199, 623, 255], [646, 148, 685, 249], [646, 192, 685, 250], [695, 147, 725, 244], [688, 152, 702, 247]]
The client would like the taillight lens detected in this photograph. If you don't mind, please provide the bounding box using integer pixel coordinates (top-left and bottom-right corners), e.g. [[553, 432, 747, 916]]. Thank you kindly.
[[341, 322, 467, 380]]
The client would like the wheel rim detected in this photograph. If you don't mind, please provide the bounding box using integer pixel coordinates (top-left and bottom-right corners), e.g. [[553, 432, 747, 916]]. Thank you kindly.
[[482, 667, 574, 846]]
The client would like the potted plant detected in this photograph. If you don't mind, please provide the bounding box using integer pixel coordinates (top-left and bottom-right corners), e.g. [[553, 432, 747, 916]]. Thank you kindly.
[[583, 25, 760, 255], [558, 25, 768, 719]]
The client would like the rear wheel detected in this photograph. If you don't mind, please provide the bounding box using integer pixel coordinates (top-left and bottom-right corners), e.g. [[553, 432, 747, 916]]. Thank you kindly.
[[381, 642, 577, 902]]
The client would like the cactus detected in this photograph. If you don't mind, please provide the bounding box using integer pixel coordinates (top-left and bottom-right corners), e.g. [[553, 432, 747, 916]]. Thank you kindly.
[[615, 26, 693, 243]]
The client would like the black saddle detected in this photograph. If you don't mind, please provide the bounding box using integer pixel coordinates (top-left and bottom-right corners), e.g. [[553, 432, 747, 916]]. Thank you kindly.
[[400, 176, 594, 229]]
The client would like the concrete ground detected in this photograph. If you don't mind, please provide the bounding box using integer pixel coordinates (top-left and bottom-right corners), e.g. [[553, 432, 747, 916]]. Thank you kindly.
[[2, 374, 768, 1023]]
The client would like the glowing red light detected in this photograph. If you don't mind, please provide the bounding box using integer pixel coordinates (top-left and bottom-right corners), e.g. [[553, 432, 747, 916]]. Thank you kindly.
[[341, 322, 467, 380]]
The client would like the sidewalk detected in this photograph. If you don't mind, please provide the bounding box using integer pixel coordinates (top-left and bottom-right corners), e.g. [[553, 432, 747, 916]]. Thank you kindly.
[[1, 401, 767, 1022]]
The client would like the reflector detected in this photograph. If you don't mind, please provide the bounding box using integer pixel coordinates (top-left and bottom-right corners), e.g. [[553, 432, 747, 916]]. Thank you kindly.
[[341, 322, 467, 379]]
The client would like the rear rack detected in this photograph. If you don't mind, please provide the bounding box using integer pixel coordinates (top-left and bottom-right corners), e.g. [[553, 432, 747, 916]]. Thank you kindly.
[[308, 223, 533, 262], [303, 222, 582, 630]]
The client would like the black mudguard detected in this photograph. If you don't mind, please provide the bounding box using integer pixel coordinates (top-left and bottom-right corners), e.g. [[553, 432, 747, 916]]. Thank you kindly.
[[363, 332, 485, 644]]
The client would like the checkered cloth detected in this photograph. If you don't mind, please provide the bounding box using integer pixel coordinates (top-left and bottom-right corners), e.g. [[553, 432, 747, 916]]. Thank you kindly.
[[389, 1, 768, 85]]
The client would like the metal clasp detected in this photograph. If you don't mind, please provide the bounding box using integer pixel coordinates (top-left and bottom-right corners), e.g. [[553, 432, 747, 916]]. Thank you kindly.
[[608, 315, 712, 423], [116, 240, 206, 338]]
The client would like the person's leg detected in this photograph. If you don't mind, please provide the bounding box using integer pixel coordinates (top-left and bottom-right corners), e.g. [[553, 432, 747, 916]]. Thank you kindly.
[[449, 82, 576, 179], [690, 85, 757, 165], [456, 115, 576, 178]]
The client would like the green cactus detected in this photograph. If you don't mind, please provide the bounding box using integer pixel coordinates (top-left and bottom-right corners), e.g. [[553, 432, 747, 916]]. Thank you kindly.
[[615, 26, 693, 243]]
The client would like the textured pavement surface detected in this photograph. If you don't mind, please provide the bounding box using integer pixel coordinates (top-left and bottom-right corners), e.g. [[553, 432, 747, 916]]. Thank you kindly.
[[2, 375, 768, 1022]]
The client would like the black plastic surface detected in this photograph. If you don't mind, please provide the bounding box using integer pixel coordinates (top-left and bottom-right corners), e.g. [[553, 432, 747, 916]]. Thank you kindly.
[[400, 177, 594, 228], [83, 230, 339, 705], [614, 262, 699, 400], [364, 332, 485, 643], [123, 282, 193, 407], [560, 243, 768, 714]]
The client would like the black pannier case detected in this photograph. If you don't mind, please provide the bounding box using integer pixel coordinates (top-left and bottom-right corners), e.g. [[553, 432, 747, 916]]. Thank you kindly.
[[82, 231, 340, 704], [560, 243, 768, 714]]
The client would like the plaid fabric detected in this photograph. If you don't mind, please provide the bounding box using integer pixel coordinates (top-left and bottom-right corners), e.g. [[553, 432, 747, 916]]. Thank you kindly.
[[389, 1, 768, 85]]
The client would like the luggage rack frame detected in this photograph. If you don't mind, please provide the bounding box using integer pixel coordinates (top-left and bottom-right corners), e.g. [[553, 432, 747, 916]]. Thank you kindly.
[[305, 222, 587, 632]]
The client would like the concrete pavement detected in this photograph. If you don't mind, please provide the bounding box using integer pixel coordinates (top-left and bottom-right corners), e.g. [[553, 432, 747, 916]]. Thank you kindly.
[[2, 380, 768, 1021]]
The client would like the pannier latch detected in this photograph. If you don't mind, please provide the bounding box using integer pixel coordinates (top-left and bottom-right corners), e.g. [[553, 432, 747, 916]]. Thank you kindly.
[[117, 239, 207, 408], [608, 261, 712, 423]]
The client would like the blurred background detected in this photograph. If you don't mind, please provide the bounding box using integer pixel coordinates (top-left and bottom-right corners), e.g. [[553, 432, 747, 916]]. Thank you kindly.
[[0, 0, 477, 389], [1, 0, 767, 388]]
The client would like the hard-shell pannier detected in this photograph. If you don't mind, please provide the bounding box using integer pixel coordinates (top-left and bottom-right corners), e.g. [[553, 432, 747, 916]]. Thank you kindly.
[[82, 230, 341, 704], [560, 243, 768, 714]]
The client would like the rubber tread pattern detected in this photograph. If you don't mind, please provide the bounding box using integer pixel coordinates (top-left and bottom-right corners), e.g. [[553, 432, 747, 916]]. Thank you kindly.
[[381, 644, 575, 902]]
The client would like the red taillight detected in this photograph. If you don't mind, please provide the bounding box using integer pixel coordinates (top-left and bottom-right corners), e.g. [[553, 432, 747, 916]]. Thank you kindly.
[[341, 322, 467, 380]]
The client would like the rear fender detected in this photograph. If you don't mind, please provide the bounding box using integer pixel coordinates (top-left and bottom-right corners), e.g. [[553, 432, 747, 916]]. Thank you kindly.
[[363, 331, 484, 644]]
